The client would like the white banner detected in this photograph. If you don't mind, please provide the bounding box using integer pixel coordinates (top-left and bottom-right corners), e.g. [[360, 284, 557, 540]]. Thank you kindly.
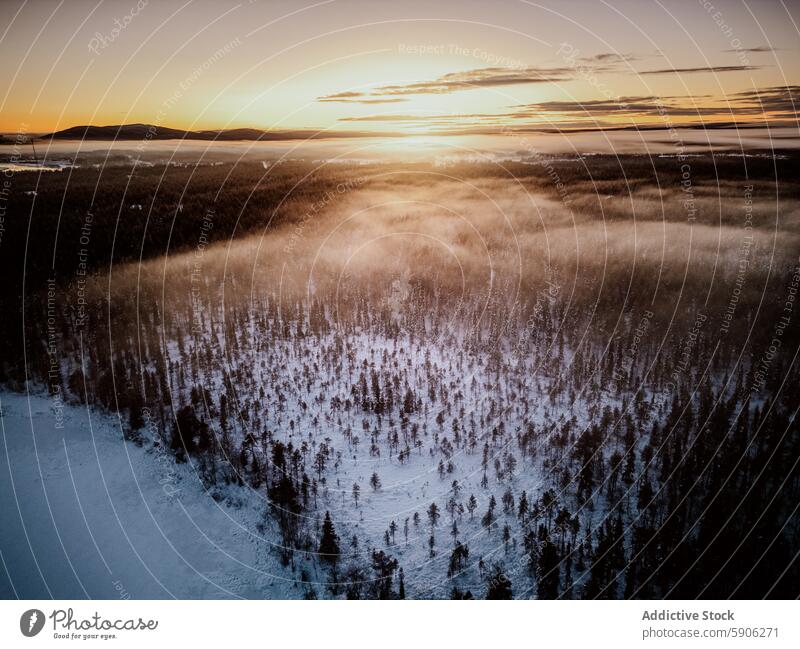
[[1, 600, 798, 648]]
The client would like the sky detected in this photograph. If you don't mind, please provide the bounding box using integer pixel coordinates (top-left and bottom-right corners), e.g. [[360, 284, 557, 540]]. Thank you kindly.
[[0, 0, 798, 136]]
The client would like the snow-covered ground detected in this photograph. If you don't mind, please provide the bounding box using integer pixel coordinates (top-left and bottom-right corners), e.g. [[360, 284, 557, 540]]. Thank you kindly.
[[0, 390, 302, 599], [147, 316, 602, 599], [1, 279, 633, 600], [0, 320, 577, 600]]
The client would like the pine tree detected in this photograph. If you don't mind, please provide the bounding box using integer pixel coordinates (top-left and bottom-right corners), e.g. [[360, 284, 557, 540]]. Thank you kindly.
[[427, 502, 440, 528], [370, 472, 381, 491], [518, 490, 529, 524], [467, 494, 477, 519], [370, 550, 398, 599], [485, 564, 512, 599], [319, 511, 340, 565], [536, 536, 561, 599]]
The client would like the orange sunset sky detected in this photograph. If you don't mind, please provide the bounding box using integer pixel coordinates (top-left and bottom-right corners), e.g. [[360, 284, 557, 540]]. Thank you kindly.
[[1, 0, 798, 137]]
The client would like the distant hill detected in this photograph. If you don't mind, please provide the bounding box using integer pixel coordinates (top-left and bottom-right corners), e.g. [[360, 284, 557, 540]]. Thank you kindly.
[[42, 124, 190, 140], [33, 120, 790, 144], [39, 124, 392, 141]]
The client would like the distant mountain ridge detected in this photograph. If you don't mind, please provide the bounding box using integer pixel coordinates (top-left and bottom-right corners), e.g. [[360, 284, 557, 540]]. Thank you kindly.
[[40, 124, 386, 141], [32, 120, 794, 144]]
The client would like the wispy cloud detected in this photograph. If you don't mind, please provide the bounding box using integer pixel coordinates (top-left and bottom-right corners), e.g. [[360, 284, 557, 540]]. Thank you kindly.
[[316, 66, 574, 104], [722, 45, 777, 53], [638, 65, 761, 75], [729, 85, 799, 116], [579, 52, 644, 65], [318, 91, 408, 104], [512, 96, 729, 119], [510, 87, 799, 124], [320, 91, 362, 100], [318, 55, 763, 107], [373, 67, 573, 95], [334, 86, 799, 134]]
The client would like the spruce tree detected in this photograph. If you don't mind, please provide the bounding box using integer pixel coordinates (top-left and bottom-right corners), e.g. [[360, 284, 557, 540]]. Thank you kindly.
[[485, 565, 513, 599], [319, 511, 340, 565]]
